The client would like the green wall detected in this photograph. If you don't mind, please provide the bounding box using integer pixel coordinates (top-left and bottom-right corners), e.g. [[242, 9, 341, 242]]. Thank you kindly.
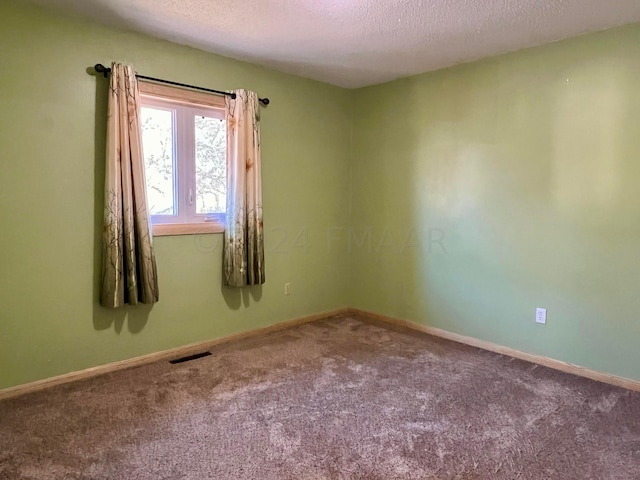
[[2, 0, 640, 390], [0, 0, 351, 389], [350, 24, 640, 381]]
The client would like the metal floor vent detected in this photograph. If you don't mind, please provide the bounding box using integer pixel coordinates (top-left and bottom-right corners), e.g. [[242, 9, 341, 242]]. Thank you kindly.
[[169, 351, 212, 364]]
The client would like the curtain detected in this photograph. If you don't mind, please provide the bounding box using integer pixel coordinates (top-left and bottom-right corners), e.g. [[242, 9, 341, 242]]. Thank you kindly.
[[100, 63, 159, 308], [224, 90, 265, 287]]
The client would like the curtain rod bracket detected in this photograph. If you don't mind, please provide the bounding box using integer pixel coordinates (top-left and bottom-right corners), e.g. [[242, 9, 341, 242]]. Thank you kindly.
[[93, 63, 268, 105]]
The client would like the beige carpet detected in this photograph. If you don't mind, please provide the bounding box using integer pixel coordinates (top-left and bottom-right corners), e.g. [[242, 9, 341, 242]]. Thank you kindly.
[[1, 314, 639, 479]]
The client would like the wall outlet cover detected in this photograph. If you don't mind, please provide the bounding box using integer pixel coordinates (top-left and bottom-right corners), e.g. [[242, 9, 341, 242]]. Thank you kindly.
[[536, 308, 547, 324]]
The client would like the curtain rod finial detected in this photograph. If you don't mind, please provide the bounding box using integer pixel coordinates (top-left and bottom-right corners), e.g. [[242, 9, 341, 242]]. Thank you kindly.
[[94, 63, 111, 78]]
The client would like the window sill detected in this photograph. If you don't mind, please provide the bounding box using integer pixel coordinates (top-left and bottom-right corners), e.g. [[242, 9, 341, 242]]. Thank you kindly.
[[152, 222, 224, 236]]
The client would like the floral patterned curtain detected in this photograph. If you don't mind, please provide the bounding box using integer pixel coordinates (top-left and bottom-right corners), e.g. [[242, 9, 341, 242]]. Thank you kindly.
[[224, 90, 265, 287], [100, 63, 159, 308]]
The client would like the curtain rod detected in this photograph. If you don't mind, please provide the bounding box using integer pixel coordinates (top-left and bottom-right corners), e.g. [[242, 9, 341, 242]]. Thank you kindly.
[[94, 64, 270, 106]]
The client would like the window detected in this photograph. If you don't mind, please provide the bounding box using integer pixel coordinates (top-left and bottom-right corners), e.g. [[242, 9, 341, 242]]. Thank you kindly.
[[139, 82, 227, 235]]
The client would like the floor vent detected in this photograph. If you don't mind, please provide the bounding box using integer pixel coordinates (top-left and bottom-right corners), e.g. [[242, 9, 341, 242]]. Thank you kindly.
[[169, 351, 212, 364]]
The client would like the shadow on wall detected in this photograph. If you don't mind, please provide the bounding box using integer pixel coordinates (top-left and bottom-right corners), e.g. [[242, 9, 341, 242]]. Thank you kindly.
[[90, 67, 152, 335], [222, 284, 263, 310], [93, 305, 151, 334]]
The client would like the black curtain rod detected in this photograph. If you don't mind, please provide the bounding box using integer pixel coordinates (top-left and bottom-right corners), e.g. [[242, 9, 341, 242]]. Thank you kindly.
[[94, 64, 270, 106]]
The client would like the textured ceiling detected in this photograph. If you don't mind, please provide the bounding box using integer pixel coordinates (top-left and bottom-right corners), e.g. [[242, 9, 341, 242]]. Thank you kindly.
[[24, 0, 640, 88]]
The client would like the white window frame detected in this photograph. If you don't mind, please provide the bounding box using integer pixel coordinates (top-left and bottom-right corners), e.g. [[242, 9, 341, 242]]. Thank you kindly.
[[139, 81, 227, 236]]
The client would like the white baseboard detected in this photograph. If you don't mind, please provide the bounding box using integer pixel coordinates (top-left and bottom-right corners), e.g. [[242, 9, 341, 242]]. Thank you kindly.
[[348, 307, 640, 393], [0, 308, 349, 401]]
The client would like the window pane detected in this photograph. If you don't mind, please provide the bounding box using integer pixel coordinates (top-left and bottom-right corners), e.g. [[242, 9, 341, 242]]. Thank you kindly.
[[141, 107, 176, 215], [195, 115, 226, 214]]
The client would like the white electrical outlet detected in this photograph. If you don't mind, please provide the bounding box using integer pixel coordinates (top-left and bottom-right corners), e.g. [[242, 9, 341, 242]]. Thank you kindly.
[[536, 308, 547, 324], [284, 283, 291, 295]]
